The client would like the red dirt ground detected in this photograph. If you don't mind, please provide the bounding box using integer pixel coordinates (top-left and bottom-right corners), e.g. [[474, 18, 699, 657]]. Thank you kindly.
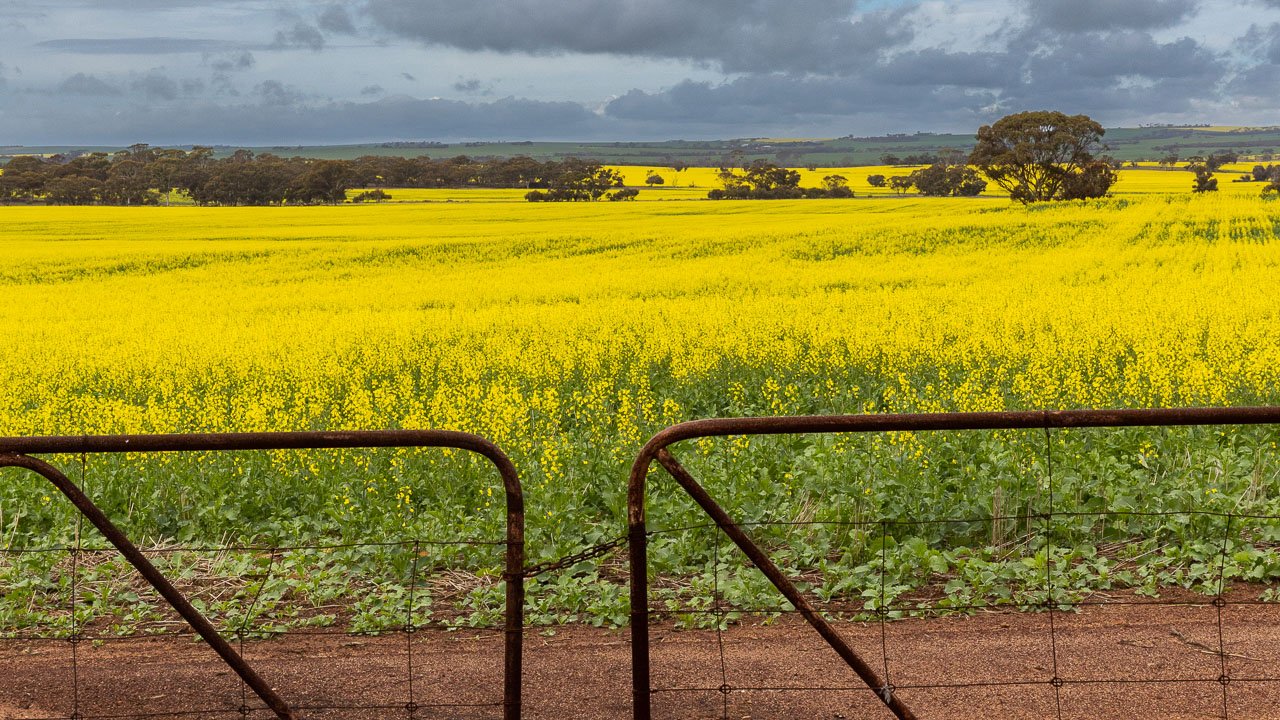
[[5, 596, 1280, 719]]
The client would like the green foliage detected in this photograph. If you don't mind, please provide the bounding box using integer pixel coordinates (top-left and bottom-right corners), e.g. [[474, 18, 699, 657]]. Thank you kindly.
[[708, 162, 854, 199], [970, 111, 1117, 203], [1191, 165, 1219, 193], [524, 162, 625, 202], [907, 164, 988, 197]]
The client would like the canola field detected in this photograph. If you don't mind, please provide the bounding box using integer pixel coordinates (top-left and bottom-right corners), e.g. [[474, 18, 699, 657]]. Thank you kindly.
[[3, 190, 1280, 631]]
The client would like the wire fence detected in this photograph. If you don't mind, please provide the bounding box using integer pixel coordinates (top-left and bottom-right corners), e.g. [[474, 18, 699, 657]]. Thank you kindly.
[[628, 408, 1280, 720], [0, 539, 514, 719], [0, 431, 527, 720], [4, 410, 1280, 719], [636, 514, 1280, 718]]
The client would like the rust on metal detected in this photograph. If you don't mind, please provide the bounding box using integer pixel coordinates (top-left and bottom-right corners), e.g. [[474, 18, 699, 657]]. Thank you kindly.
[[0, 429, 525, 720], [627, 406, 1280, 720], [656, 449, 918, 720], [0, 452, 299, 720]]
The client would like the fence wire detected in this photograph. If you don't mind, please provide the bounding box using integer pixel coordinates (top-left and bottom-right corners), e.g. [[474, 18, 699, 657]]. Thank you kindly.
[[0, 535, 514, 719], [637, 422, 1280, 720], [5, 415, 1280, 719], [0, 431, 526, 720]]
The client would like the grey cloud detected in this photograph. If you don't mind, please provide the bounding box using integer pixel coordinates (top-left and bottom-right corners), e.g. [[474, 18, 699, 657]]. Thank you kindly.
[[38, 38, 246, 54], [877, 49, 1019, 88], [1227, 63, 1280, 108], [318, 4, 356, 34], [995, 31, 1223, 115], [56, 0, 251, 8], [272, 22, 325, 51], [0, 94, 602, 145], [363, 0, 913, 74], [605, 74, 997, 128], [254, 80, 305, 106], [131, 71, 181, 100], [9, 0, 1280, 144], [210, 73, 240, 96], [210, 51, 256, 72], [606, 29, 1227, 130], [1025, 0, 1198, 32], [58, 72, 121, 95], [1238, 23, 1280, 63], [1027, 32, 1223, 82], [452, 78, 493, 95]]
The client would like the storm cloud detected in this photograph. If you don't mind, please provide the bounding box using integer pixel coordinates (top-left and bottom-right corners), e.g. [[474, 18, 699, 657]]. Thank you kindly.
[[363, 0, 913, 74], [272, 22, 326, 52], [3, 0, 1280, 144], [1025, 0, 1199, 32], [58, 72, 121, 96], [0, 93, 603, 146], [317, 5, 356, 35]]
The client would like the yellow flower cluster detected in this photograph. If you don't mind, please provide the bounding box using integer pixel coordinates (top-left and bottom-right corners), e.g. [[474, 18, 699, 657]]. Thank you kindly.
[[0, 192, 1277, 527]]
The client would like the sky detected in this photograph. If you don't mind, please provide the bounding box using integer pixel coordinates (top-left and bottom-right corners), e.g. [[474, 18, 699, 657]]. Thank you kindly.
[[1, 0, 1279, 145]]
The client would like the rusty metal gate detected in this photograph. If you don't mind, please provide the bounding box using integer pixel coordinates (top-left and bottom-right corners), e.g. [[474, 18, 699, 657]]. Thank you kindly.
[[0, 430, 525, 720], [7, 407, 1280, 719], [627, 407, 1280, 720]]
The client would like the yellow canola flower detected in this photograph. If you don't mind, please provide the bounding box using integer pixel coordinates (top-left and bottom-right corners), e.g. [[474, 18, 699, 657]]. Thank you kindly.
[[0, 192, 1277, 499]]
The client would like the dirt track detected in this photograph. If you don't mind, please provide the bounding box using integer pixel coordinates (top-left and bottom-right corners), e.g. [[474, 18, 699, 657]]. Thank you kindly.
[[5, 597, 1280, 719]]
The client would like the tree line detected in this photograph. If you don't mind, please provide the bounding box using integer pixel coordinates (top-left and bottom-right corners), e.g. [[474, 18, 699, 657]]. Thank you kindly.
[[8, 112, 1279, 207], [0, 145, 642, 206], [709, 112, 1116, 203], [706, 165, 855, 199]]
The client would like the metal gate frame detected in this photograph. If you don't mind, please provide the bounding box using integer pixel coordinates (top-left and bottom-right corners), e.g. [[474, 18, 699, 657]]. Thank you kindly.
[[0, 430, 525, 720], [626, 406, 1280, 720]]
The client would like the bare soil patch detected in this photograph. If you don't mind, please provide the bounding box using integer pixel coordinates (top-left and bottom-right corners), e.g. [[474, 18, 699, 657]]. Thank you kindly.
[[4, 597, 1280, 719]]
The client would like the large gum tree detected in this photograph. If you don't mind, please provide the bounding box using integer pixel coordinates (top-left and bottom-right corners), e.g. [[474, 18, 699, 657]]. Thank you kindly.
[[969, 110, 1116, 203]]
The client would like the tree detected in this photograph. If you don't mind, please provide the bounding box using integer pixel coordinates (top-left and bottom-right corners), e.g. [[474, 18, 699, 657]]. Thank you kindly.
[[887, 176, 914, 195], [45, 176, 101, 205], [524, 162, 626, 201], [1190, 165, 1218, 193], [866, 174, 886, 188], [908, 164, 987, 197], [814, 174, 854, 198], [969, 110, 1116, 203], [101, 158, 157, 205], [707, 161, 803, 199], [879, 153, 901, 166], [645, 173, 665, 186], [707, 161, 851, 200], [148, 150, 187, 205], [1206, 152, 1237, 172], [0, 155, 50, 202], [288, 160, 353, 204], [820, 175, 847, 191], [352, 189, 391, 202], [1059, 159, 1118, 200]]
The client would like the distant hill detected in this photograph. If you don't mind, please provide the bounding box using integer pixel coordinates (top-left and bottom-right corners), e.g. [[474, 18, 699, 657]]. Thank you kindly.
[[4, 125, 1279, 166]]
